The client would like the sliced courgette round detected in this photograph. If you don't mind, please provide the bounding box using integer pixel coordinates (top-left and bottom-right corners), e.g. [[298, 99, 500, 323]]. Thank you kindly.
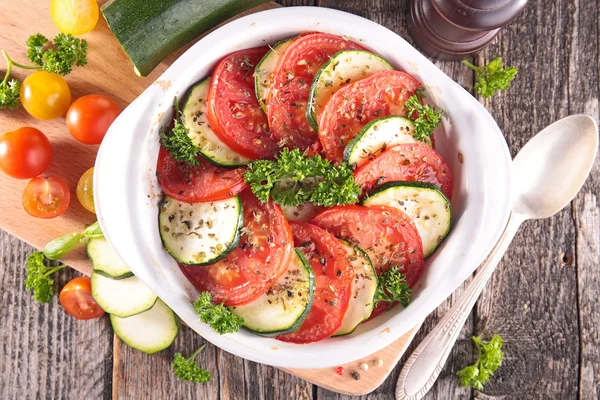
[[110, 299, 180, 355], [343, 116, 422, 169], [159, 196, 243, 266], [254, 37, 295, 113], [363, 181, 452, 258], [91, 272, 158, 318], [333, 240, 378, 336], [88, 237, 133, 280], [307, 50, 394, 131], [231, 249, 314, 336], [182, 78, 251, 167]]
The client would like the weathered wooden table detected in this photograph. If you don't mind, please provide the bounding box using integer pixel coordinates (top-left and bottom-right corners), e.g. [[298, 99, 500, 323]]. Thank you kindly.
[[1, 0, 598, 398]]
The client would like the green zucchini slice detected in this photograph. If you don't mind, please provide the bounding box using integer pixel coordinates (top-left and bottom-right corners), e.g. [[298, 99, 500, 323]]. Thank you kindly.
[[159, 196, 243, 266], [182, 78, 251, 167], [333, 241, 378, 336], [231, 249, 314, 336], [88, 237, 133, 280], [254, 37, 295, 113], [307, 50, 393, 131], [363, 181, 452, 257]]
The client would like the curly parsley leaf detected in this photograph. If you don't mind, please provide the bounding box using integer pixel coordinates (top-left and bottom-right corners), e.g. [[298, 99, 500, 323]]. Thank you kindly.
[[160, 106, 200, 166], [26, 33, 88, 76], [457, 334, 504, 391], [193, 292, 244, 335], [25, 252, 67, 303], [0, 78, 21, 109], [172, 344, 212, 383], [244, 148, 361, 207], [404, 88, 443, 142], [373, 266, 411, 309], [462, 58, 517, 98]]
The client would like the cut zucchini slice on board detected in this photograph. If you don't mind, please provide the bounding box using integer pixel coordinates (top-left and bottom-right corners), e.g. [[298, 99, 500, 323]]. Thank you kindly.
[[91, 272, 158, 318], [344, 116, 424, 169], [333, 241, 378, 336], [231, 249, 314, 336], [363, 181, 451, 258], [159, 196, 243, 265], [307, 50, 394, 131], [110, 299, 180, 354], [88, 237, 133, 280], [254, 37, 294, 113], [182, 78, 251, 167]]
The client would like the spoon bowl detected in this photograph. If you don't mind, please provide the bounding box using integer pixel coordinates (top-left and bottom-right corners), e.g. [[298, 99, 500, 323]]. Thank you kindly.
[[513, 115, 598, 218]]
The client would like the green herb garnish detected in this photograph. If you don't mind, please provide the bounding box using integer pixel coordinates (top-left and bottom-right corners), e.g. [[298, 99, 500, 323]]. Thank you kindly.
[[244, 148, 361, 207], [43, 221, 103, 260], [26, 33, 88, 76], [172, 344, 212, 383], [1, 33, 87, 109], [159, 97, 200, 166], [193, 292, 244, 335], [373, 266, 411, 309], [457, 334, 505, 390], [462, 57, 517, 98], [404, 88, 443, 142], [25, 252, 67, 303]]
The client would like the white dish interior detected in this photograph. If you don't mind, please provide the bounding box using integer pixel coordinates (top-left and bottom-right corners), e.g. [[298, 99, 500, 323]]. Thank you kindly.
[[94, 7, 512, 369]]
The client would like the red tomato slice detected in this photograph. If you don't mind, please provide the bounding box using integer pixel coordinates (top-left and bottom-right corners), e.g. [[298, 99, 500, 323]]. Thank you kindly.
[[312, 205, 424, 286], [354, 143, 453, 199], [276, 222, 353, 344], [318, 71, 421, 163], [267, 33, 365, 151], [179, 190, 293, 306], [156, 147, 247, 202], [206, 47, 277, 159]]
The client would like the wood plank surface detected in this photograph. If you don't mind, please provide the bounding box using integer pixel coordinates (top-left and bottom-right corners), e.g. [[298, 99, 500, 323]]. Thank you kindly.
[[1, 0, 599, 399]]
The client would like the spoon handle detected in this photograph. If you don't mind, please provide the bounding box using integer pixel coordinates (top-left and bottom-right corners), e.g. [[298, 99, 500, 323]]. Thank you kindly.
[[395, 213, 522, 400]]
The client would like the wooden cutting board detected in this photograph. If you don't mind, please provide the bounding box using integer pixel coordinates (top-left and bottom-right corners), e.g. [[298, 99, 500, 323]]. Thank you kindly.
[[0, 1, 420, 395]]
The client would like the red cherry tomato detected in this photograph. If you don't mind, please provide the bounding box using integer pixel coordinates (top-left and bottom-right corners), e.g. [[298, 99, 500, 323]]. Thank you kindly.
[[22, 176, 71, 219], [60, 277, 105, 320], [0, 127, 52, 179], [66, 94, 121, 144]]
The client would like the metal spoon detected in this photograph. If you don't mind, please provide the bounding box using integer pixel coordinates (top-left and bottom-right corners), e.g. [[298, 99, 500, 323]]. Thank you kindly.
[[396, 115, 598, 400]]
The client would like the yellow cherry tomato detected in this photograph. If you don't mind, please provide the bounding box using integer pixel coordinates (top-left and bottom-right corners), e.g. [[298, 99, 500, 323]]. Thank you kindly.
[[20, 71, 71, 120], [76, 167, 95, 213], [51, 0, 99, 36]]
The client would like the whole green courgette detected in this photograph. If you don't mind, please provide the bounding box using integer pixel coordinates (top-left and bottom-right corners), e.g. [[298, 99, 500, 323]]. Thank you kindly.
[[101, 0, 271, 76]]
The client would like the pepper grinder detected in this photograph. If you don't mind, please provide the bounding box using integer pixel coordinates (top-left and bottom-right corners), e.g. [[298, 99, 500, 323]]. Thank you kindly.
[[407, 0, 528, 60]]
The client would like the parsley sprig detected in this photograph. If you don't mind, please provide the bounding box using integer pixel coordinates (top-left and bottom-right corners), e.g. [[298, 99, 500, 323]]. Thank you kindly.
[[193, 292, 244, 335], [374, 266, 411, 309], [462, 57, 517, 98], [160, 98, 200, 166], [457, 334, 505, 390], [43, 222, 103, 260], [25, 252, 67, 304], [1, 33, 87, 109], [172, 344, 212, 383], [244, 148, 361, 207], [404, 88, 443, 142]]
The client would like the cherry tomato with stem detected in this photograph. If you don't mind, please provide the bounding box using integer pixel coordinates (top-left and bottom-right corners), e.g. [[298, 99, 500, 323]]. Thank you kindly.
[[22, 176, 71, 219], [77, 167, 95, 213], [0, 127, 52, 179], [60, 276, 105, 320], [21, 71, 71, 120], [66, 94, 121, 145]]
